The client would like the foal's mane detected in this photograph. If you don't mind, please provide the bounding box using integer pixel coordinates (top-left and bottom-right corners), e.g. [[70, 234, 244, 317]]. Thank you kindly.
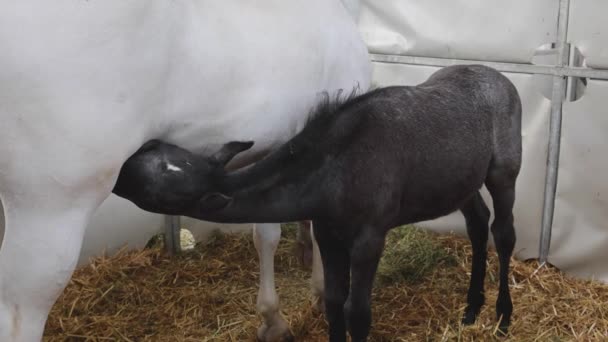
[[303, 87, 369, 133], [223, 86, 383, 188], [290, 86, 382, 150]]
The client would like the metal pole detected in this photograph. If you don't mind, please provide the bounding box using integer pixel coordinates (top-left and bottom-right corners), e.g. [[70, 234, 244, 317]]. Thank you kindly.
[[164, 215, 182, 255], [539, 0, 570, 263], [369, 54, 608, 80]]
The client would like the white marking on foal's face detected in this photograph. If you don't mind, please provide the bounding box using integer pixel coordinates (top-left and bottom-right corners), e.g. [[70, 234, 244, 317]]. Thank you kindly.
[[166, 163, 183, 172]]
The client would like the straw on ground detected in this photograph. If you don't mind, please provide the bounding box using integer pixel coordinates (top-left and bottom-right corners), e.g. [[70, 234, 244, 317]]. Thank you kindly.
[[44, 226, 608, 341]]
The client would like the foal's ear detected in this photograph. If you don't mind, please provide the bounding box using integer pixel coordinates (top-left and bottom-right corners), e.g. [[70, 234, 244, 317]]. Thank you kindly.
[[212, 141, 254, 166], [198, 193, 232, 212], [137, 139, 163, 153]]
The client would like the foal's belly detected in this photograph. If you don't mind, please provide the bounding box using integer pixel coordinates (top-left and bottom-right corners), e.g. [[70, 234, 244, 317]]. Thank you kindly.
[[398, 163, 490, 225], [394, 139, 493, 225]]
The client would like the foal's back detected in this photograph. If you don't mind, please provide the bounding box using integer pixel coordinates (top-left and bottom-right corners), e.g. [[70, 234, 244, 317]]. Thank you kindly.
[[323, 65, 521, 226]]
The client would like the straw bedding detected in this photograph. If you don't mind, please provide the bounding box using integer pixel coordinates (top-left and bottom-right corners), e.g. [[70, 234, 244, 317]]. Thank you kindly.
[[43, 226, 608, 341]]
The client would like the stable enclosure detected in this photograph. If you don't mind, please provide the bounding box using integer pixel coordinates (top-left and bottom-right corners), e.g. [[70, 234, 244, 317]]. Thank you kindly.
[[356, 0, 608, 282], [128, 0, 608, 282], [2, 0, 608, 340], [14, 0, 601, 283]]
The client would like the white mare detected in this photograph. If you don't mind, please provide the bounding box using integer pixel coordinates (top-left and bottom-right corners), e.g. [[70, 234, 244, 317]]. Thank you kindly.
[[0, 1, 370, 340]]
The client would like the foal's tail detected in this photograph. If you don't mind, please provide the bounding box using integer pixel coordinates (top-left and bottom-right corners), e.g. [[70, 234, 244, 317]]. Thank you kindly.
[[488, 70, 523, 180]]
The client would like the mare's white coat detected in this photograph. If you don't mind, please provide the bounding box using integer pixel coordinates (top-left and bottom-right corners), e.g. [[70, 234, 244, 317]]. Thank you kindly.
[[0, 1, 370, 340]]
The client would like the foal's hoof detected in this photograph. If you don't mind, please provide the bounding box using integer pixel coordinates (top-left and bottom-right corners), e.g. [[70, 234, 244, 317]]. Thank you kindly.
[[495, 317, 510, 337], [256, 322, 294, 342], [461, 306, 479, 325], [495, 297, 512, 336], [495, 325, 509, 337]]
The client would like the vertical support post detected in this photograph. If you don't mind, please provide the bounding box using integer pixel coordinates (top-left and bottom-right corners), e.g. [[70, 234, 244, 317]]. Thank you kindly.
[[539, 0, 570, 263], [164, 215, 182, 255]]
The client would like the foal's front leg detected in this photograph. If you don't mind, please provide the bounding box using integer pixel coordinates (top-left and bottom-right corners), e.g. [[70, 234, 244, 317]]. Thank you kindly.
[[345, 230, 386, 342], [313, 223, 351, 342]]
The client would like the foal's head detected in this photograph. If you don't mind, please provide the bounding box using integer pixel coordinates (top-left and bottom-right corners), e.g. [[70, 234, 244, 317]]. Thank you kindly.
[[113, 140, 253, 215]]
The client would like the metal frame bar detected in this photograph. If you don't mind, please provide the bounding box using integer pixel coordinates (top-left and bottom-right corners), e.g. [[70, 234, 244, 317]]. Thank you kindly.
[[164, 215, 181, 255], [370, 54, 608, 80]]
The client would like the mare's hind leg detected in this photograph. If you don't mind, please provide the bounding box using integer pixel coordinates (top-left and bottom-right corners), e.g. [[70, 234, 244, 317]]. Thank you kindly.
[[486, 163, 519, 334], [295, 221, 313, 268], [253, 224, 293, 342], [310, 223, 325, 312], [292, 221, 326, 312], [461, 192, 491, 325], [296, 221, 326, 312], [293, 221, 325, 311]]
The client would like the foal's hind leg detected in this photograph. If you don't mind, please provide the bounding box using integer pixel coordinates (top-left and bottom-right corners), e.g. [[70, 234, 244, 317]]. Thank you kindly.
[[486, 165, 519, 334], [460, 192, 491, 325]]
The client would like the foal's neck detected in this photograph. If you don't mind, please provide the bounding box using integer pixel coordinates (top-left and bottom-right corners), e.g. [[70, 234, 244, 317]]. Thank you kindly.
[[208, 142, 324, 223]]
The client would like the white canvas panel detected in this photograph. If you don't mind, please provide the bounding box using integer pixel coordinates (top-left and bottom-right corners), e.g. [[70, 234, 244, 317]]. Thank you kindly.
[[78, 195, 163, 264], [182, 217, 252, 242], [76, 197, 251, 264], [0, 200, 3, 248], [371, 62, 551, 261], [550, 80, 608, 281], [568, 0, 608, 69], [359, 0, 558, 63]]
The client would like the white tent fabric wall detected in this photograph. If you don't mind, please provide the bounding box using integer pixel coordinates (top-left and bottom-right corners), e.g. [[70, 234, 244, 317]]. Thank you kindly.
[[77, 195, 163, 265], [77, 196, 251, 265], [360, 0, 608, 282], [0, 179, 231, 265], [552, 80, 608, 281], [0, 200, 3, 248], [554, 0, 608, 285], [358, 0, 558, 63], [568, 0, 608, 69]]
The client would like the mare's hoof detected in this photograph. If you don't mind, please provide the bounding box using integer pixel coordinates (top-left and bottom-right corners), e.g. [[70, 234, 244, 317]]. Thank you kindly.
[[311, 294, 325, 313], [294, 241, 313, 269], [257, 322, 294, 342]]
